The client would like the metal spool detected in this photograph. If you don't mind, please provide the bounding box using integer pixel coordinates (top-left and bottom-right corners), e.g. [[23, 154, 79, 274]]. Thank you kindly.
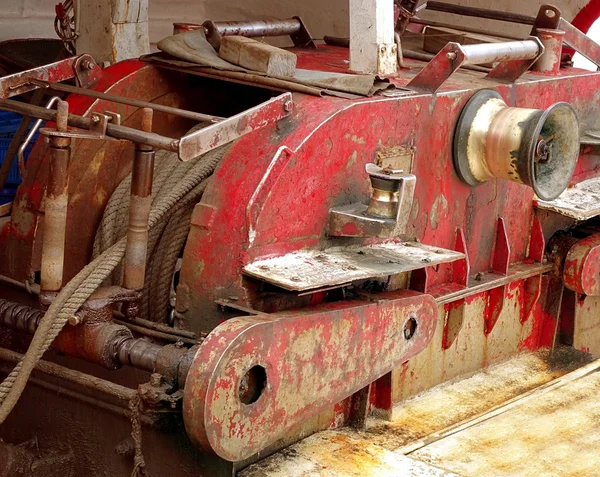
[[453, 89, 580, 201]]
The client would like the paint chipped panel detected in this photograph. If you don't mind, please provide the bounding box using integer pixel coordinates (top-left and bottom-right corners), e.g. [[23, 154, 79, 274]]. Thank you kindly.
[[535, 176, 600, 220]]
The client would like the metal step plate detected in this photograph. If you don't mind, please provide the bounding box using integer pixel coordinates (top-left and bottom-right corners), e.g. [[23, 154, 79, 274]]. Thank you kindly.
[[535, 177, 600, 220], [243, 242, 465, 292]]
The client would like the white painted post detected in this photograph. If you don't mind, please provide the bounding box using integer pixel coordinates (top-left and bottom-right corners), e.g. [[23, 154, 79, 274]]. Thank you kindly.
[[75, 0, 150, 65], [349, 0, 397, 75]]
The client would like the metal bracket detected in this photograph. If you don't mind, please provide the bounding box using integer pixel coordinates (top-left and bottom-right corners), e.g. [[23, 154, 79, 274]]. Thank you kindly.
[[329, 163, 416, 238], [0, 54, 102, 99], [40, 112, 109, 141], [177, 92, 293, 161], [105, 111, 121, 126], [407, 39, 544, 93], [559, 17, 600, 69], [73, 54, 103, 88]]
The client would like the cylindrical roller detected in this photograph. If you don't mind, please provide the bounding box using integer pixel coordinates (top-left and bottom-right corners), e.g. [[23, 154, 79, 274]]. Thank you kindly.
[[453, 89, 580, 201], [462, 40, 540, 66]]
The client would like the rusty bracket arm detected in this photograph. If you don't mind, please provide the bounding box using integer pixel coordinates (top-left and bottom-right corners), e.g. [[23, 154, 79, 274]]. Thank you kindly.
[[177, 92, 293, 161], [0, 54, 102, 98]]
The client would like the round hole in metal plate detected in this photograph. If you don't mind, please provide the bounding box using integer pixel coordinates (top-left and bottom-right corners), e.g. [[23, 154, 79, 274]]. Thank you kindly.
[[403, 315, 418, 340], [239, 365, 267, 405]]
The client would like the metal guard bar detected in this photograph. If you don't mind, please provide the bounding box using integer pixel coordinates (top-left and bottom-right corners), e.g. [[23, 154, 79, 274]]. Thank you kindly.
[[0, 92, 292, 161]]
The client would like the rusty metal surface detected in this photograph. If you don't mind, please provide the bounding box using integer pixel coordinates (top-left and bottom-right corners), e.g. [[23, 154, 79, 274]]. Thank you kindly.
[[535, 177, 600, 220], [178, 92, 292, 161], [0, 54, 100, 98], [1, 33, 600, 472], [183, 290, 437, 461], [564, 233, 600, 296], [410, 359, 600, 476], [534, 28, 564, 74], [123, 108, 154, 291], [240, 431, 461, 477], [38, 80, 224, 123], [560, 17, 600, 68], [40, 100, 71, 292], [242, 349, 588, 476], [243, 242, 464, 292]]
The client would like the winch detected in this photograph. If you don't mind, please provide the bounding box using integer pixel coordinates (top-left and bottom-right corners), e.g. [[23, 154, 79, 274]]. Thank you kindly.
[[1, 1, 600, 476]]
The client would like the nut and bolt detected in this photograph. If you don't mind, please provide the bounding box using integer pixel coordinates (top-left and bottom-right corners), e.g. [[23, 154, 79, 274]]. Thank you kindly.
[[80, 59, 95, 71], [447, 52, 457, 61], [284, 100, 294, 112]]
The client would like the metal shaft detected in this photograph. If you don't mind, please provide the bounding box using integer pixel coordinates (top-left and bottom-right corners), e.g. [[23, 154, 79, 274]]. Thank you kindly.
[[0, 297, 163, 373], [462, 40, 540, 66], [425, 1, 536, 25], [209, 18, 302, 38], [0, 347, 136, 401], [0, 98, 178, 152], [123, 108, 154, 291], [39, 80, 224, 124], [410, 17, 520, 40], [40, 100, 70, 292]]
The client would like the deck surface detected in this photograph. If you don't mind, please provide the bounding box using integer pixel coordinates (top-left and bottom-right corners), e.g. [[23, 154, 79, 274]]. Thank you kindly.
[[241, 348, 594, 476]]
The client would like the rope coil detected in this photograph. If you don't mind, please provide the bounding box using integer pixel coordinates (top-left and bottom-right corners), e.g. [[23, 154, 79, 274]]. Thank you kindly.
[[0, 143, 226, 424]]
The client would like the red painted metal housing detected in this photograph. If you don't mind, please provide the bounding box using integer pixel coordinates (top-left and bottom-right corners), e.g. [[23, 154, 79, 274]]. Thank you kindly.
[[1, 33, 600, 465]]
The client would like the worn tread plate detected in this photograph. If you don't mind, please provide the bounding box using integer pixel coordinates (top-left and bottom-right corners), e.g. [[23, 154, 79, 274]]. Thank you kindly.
[[243, 242, 465, 291], [535, 177, 600, 220]]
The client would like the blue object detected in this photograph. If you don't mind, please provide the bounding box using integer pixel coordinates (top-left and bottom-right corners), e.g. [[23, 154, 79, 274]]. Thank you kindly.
[[0, 111, 41, 204]]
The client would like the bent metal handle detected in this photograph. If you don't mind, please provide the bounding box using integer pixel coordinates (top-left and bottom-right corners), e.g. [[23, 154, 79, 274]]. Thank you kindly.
[[183, 290, 437, 462]]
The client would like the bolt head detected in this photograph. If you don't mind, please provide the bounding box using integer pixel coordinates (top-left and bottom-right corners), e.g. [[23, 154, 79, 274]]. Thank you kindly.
[[91, 115, 100, 123], [68, 314, 82, 326], [447, 52, 457, 61], [284, 100, 294, 112]]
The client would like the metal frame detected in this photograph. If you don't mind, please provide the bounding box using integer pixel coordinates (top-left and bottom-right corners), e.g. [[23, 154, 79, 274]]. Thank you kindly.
[[0, 84, 293, 162]]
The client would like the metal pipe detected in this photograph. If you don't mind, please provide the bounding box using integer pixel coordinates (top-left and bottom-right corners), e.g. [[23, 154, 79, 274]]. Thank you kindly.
[[123, 108, 154, 293], [0, 89, 44, 192], [40, 100, 70, 292], [117, 338, 161, 372], [425, 1, 536, 26], [114, 319, 197, 345], [208, 18, 301, 38], [18, 96, 61, 179], [461, 40, 540, 66], [0, 298, 166, 373], [534, 28, 565, 73], [0, 99, 178, 152], [38, 81, 224, 124], [0, 346, 136, 401], [403, 49, 490, 72], [410, 17, 521, 41], [0, 274, 40, 295]]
